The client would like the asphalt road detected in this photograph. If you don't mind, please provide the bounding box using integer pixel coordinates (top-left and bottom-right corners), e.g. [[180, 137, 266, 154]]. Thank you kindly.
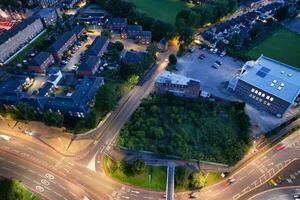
[[0, 133, 164, 200], [249, 187, 300, 200], [176, 129, 300, 200]]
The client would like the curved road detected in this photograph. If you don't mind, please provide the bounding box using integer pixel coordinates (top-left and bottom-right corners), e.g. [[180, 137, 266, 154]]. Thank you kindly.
[[0, 134, 164, 200]]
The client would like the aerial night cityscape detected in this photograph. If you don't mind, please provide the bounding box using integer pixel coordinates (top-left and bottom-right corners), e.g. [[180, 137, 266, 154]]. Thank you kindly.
[[0, 0, 299, 199]]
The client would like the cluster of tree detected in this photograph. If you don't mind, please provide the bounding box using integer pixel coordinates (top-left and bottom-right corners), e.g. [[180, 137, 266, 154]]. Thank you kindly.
[[94, 84, 119, 116], [104, 41, 124, 63], [175, 0, 238, 46], [118, 95, 251, 165], [118, 160, 146, 176], [119, 43, 158, 82], [0, 178, 25, 200], [96, 0, 175, 41], [0, 0, 21, 7]]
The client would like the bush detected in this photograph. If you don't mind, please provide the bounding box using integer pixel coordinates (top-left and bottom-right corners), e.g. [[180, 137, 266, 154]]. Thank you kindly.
[[168, 54, 177, 65], [42, 112, 64, 127]]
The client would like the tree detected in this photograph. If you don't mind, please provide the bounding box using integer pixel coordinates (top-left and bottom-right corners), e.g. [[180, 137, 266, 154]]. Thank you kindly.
[[189, 172, 205, 189], [42, 112, 64, 127], [95, 84, 119, 114], [114, 41, 124, 51], [131, 160, 146, 175], [17, 103, 37, 121], [175, 166, 191, 187], [168, 54, 177, 65], [83, 110, 97, 128], [101, 28, 112, 39]]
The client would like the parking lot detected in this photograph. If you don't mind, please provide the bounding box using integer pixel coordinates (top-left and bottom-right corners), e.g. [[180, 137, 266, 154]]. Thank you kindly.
[[62, 33, 99, 72], [176, 48, 243, 101]]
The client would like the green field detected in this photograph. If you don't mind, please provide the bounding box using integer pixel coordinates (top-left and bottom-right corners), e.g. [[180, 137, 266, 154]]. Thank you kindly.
[[104, 156, 167, 190], [244, 28, 300, 68], [125, 0, 194, 24]]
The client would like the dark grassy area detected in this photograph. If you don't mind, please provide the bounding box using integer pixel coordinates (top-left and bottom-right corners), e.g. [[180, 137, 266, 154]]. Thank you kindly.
[[104, 156, 167, 190], [7, 31, 48, 66], [117, 95, 251, 165], [125, 0, 194, 24], [242, 27, 300, 68], [0, 178, 42, 200]]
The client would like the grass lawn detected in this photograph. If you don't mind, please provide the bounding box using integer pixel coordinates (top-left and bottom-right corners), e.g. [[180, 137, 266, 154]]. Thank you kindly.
[[0, 178, 42, 200], [243, 27, 300, 68], [125, 0, 194, 24], [8, 30, 48, 66], [104, 156, 167, 190]]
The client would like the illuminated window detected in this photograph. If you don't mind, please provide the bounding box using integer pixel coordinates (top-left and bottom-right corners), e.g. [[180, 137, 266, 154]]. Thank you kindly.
[[266, 96, 270, 100], [258, 92, 262, 96], [262, 93, 265, 97], [270, 97, 274, 101], [251, 88, 255, 92]]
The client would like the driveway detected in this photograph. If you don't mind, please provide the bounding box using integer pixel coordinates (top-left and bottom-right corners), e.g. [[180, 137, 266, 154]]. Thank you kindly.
[[63, 33, 99, 72], [176, 48, 243, 101]]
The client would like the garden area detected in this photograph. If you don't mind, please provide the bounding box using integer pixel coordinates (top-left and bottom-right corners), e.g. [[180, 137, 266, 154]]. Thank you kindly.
[[104, 156, 167, 190], [117, 95, 251, 165], [125, 0, 194, 24], [242, 27, 300, 68], [0, 177, 42, 200]]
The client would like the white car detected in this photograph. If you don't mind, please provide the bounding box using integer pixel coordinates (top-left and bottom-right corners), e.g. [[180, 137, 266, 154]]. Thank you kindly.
[[213, 48, 218, 54], [24, 129, 34, 136], [220, 50, 226, 57], [0, 134, 11, 141]]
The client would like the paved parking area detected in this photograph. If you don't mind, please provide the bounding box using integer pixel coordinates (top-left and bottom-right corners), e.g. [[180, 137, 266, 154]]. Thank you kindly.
[[176, 48, 243, 101], [63, 33, 99, 72], [111, 35, 147, 57]]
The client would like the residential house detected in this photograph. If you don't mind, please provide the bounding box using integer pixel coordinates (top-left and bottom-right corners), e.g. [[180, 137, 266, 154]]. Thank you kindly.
[[121, 25, 142, 39], [108, 17, 127, 32], [155, 71, 201, 98], [121, 51, 146, 65], [0, 16, 44, 64], [47, 31, 77, 61], [28, 52, 55, 73], [78, 56, 101, 77], [140, 31, 152, 45], [86, 36, 109, 57]]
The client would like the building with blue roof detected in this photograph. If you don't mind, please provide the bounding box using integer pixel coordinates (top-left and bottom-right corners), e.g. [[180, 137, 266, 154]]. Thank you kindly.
[[121, 51, 146, 65], [228, 55, 300, 117], [86, 36, 109, 57]]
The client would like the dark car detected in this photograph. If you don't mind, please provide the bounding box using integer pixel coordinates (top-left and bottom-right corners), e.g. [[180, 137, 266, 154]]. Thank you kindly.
[[216, 60, 222, 65]]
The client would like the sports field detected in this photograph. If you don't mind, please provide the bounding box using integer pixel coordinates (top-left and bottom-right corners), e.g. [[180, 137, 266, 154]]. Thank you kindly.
[[126, 0, 194, 24], [244, 27, 300, 68]]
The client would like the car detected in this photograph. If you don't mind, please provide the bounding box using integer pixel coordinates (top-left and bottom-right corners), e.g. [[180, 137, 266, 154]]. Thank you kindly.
[[211, 64, 218, 69], [216, 61, 222, 65], [210, 48, 214, 52], [190, 192, 199, 198], [30, 53, 36, 57], [275, 144, 285, 151], [24, 129, 34, 136], [198, 56, 204, 60], [228, 178, 236, 184], [269, 179, 277, 186], [0, 134, 11, 141], [220, 50, 226, 57], [213, 48, 218, 54]]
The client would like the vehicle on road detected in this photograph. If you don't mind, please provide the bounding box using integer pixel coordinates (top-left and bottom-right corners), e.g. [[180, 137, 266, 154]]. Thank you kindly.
[[0, 134, 11, 141], [215, 60, 222, 66], [269, 179, 277, 186], [190, 192, 199, 198], [24, 129, 34, 136], [275, 144, 285, 151]]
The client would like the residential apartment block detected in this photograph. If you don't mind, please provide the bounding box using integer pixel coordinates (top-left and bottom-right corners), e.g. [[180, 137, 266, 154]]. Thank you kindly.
[[228, 55, 300, 117], [0, 16, 44, 64], [47, 31, 77, 61], [108, 17, 128, 32], [86, 36, 109, 57], [155, 71, 201, 98], [28, 52, 55, 73]]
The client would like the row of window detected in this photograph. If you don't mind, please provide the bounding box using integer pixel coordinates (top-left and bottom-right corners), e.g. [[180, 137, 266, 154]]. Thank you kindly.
[[163, 83, 188, 88], [250, 88, 274, 101], [249, 94, 271, 106]]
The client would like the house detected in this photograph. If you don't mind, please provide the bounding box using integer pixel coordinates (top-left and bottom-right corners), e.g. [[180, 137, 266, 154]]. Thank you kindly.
[[140, 31, 152, 45], [121, 51, 146, 65], [47, 31, 77, 61], [86, 36, 109, 57], [34, 8, 58, 27], [28, 52, 55, 73], [73, 24, 85, 39], [155, 71, 201, 98], [33, 0, 60, 8], [78, 56, 101, 76], [45, 76, 104, 117], [228, 55, 300, 117], [108, 17, 127, 32], [0, 16, 44, 64], [121, 25, 142, 39]]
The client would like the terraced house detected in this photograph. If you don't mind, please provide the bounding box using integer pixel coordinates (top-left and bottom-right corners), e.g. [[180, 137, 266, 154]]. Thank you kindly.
[[0, 16, 44, 64]]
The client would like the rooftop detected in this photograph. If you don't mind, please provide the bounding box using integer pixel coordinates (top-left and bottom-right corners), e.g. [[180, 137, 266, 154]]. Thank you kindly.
[[240, 55, 300, 103], [47, 31, 75, 52], [156, 71, 200, 86], [30, 52, 52, 66], [86, 36, 108, 56], [79, 56, 100, 71]]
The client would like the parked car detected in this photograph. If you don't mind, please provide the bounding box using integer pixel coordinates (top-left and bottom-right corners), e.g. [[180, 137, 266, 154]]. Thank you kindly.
[[220, 50, 226, 57], [216, 60, 222, 65], [213, 48, 218, 54]]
